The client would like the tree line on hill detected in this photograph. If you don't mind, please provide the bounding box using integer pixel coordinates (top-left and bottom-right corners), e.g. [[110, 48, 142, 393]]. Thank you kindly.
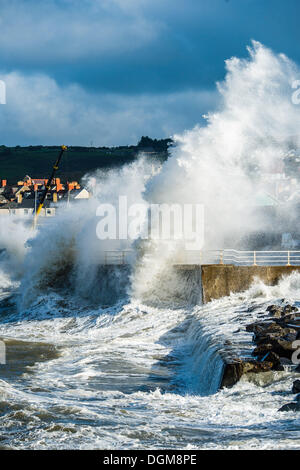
[[0, 137, 173, 183]]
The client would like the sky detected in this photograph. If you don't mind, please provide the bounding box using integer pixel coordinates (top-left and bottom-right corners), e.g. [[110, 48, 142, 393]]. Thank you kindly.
[[0, 0, 300, 146]]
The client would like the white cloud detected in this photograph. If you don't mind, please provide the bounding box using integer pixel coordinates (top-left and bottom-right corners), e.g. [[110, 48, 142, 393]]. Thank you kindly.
[[0, 71, 218, 146]]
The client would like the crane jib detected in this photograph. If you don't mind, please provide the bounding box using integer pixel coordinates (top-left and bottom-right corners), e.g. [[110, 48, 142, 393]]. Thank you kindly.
[[33, 145, 67, 223]]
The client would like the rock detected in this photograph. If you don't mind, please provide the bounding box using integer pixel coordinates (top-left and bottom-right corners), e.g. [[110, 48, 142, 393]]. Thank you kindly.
[[246, 322, 267, 334], [265, 324, 286, 334], [267, 305, 287, 318], [252, 343, 289, 369], [253, 337, 292, 359], [265, 352, 283, 370], [296, 394, 300, 402], [277, 314, 297, 324], [253, 343, 273, 358], [247, 322, 283, 337], [292, 380, 300, 394], [277, 335, 297, 352], [271, 310, 284, 319], [283, 305, 298, 314], [221, 361, 244, 388], [255, 332, 284, 343], [273, 340, 294, 359], [242, 361, 274, 374], [283, 328, 298, 335], [281, 319, 300, 329], [221, 360, 274, 388], [279, 402, 300, 412], [267, 305, 280, 312]]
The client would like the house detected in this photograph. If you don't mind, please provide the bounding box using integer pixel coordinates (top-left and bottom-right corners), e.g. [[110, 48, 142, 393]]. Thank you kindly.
[[0, 198, 55, 217], [0, 175, 90, 216], [70, 188, 89, 200], [0, 194, 9, 205]]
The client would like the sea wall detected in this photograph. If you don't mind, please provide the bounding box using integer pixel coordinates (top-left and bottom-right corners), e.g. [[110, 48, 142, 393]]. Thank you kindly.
[[174, 265, 300, 391], [200, 265, 300, 303]]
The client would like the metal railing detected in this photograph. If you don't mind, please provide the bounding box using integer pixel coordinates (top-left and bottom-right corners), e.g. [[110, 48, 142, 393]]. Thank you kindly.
[[173, 249, 300, 266], [98, 250, 135, 265], [97, 249, 300, 266]]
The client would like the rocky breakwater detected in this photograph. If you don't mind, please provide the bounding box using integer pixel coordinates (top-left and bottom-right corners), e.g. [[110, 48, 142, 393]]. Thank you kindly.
[[247, 304, 300, 370], [221, 303, 300, 397]]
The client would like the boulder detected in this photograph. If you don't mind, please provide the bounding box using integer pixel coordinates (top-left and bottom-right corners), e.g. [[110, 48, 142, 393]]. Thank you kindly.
[[246, 322, 268, 334], [277, 334, 297, 353], [253, 344, 289, 369], [253, 343, 273, 357], [265, 351, 283, 370], [247, 322, 283, 337], [283, 305, 298, 314], [221, 360, 274, 388], [264, 324, 286, 334], [255, 332, 285, 343], [267, 305, 281, 313], [279, 402, 300, 412], [267, 305, 284, 318], [281, 319, 300, 329], [252, 336, 291, 359], [292, 380, 300, 394], [277, 314, 297, 324], [242, 361, 274, 374], [221, 361, 244, 388]]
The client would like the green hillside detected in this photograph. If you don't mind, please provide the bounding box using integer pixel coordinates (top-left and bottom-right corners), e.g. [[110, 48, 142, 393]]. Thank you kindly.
[[0, 137, 172, 184]]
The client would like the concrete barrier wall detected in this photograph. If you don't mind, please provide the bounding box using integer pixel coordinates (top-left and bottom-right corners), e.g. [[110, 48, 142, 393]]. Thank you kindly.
[[201, 265, 300, 303]]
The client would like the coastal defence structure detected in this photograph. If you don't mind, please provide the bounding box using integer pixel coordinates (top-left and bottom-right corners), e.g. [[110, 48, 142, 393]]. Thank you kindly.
[[97, 249, 300, 304], [80, 249, 300, 389], [176, 249, 300, 303], [200, 264, 300, 303]]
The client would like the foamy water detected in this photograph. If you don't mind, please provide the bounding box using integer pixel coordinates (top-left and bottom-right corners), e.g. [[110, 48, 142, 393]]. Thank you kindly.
[[1, 40, 300, 449], [0, 271, 300, 450]]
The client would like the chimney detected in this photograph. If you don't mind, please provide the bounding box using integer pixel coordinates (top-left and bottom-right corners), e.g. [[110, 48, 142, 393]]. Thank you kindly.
[[17, 193, 23, 204], [1, 180, 7, 188], [53, 192, 58, 203]]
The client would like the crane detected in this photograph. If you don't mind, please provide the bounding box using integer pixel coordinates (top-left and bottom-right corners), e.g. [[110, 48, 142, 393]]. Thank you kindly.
[[32, 145, 67, 229]]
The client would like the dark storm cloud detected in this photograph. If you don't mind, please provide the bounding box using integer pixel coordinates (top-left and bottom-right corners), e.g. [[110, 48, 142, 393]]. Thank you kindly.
[[1, 0, 299, 92], [0, 0, 299, 144]]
